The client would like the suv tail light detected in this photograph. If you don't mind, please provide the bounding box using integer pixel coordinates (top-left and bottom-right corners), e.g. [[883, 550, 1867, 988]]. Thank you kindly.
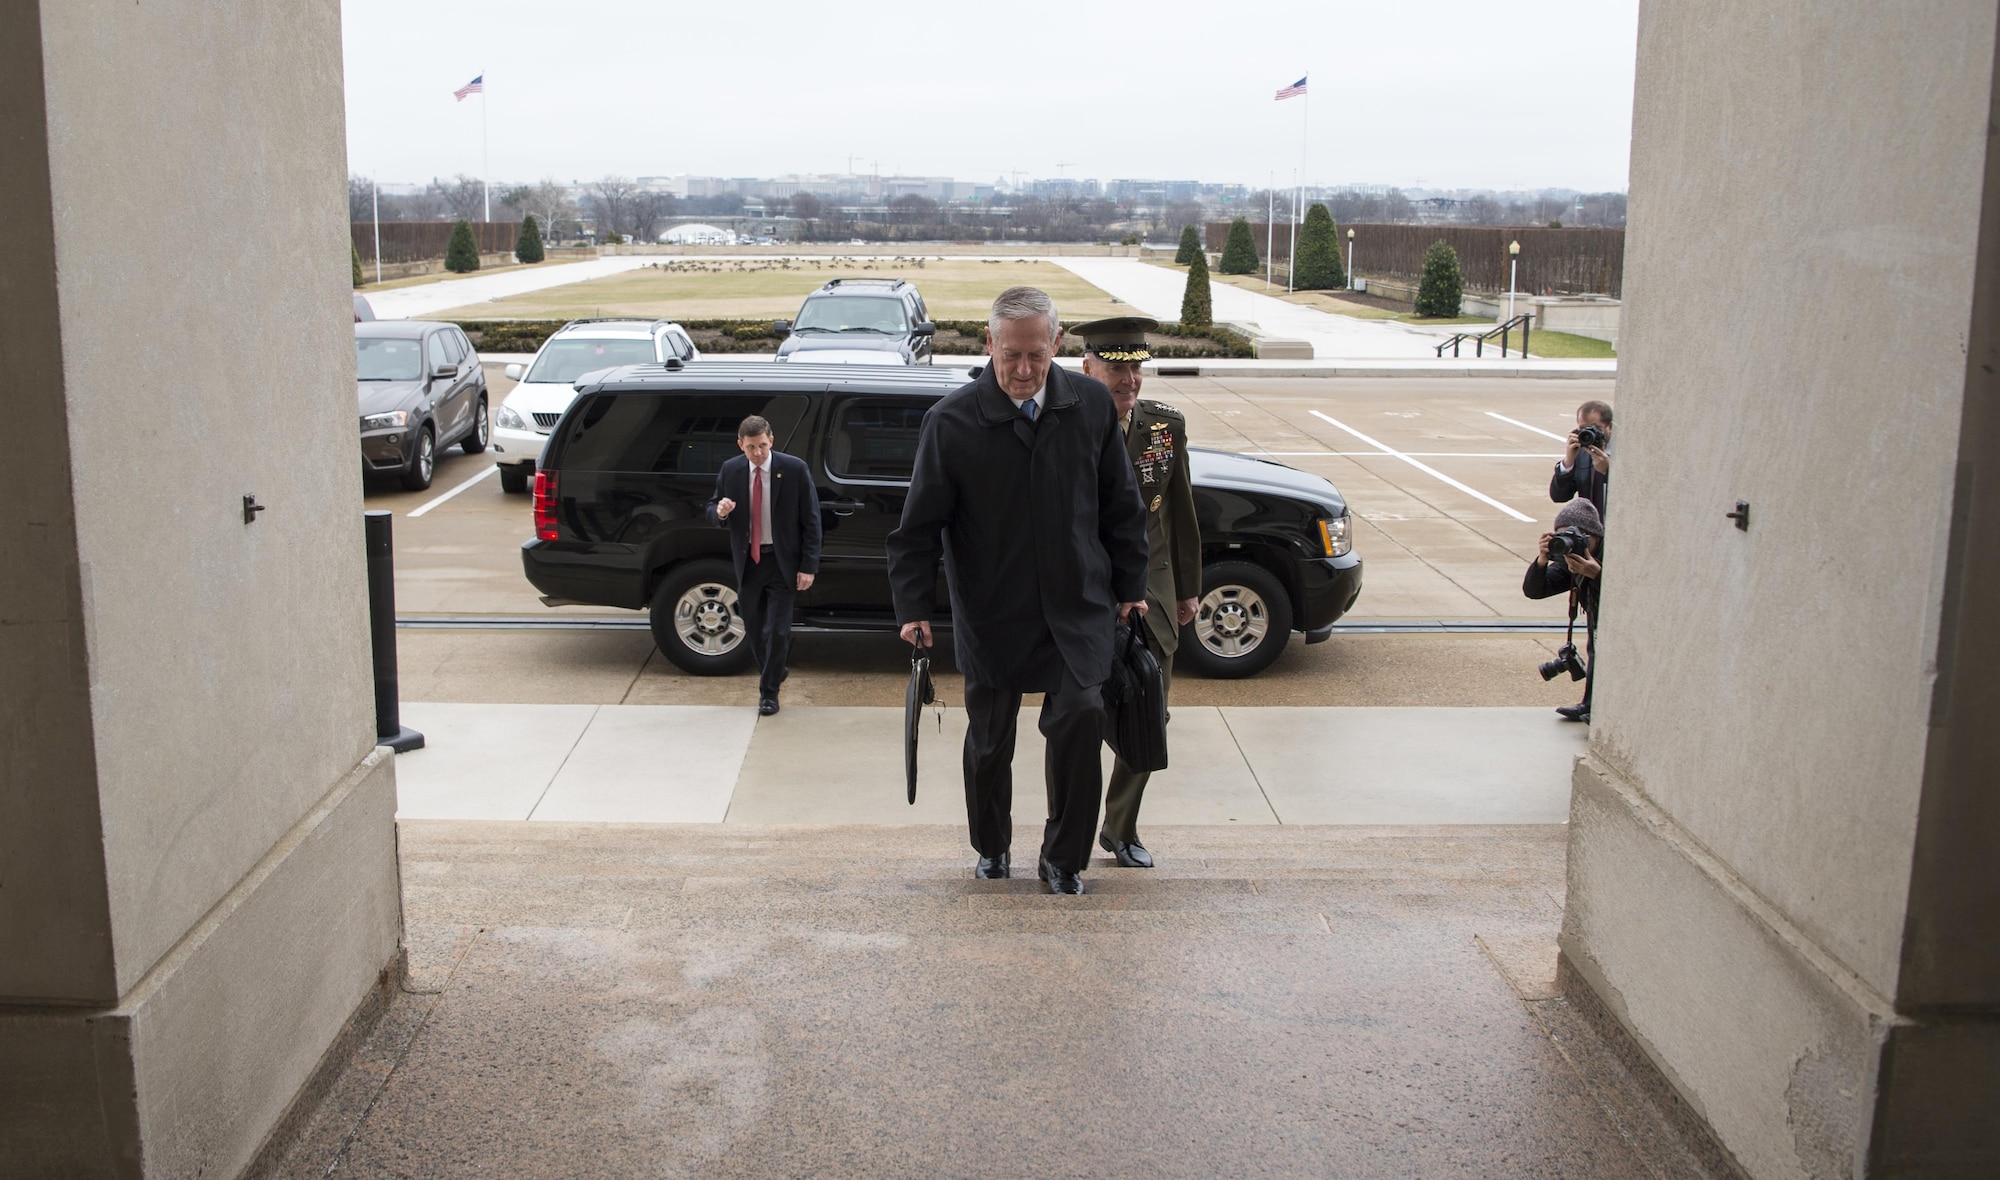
[[533, 470, 559, 541]]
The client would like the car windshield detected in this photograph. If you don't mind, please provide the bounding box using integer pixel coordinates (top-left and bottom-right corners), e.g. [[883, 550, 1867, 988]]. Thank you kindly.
[[356, 336, 424, 380], [792, 295, 907, 334], [523, 338, 660, 383]]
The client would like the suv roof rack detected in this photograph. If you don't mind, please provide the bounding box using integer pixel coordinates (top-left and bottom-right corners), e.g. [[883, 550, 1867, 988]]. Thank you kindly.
[[586, 361, 969, 388], [819, 278, 907, 291], [557, 317, 679, 329]]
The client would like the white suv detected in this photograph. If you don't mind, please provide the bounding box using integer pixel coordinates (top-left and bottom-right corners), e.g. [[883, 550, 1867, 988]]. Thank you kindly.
[[492, 319, 700, 492]]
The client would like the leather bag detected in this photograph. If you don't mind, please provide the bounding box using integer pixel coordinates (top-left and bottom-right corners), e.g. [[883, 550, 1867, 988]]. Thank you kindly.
[[1102, 621, 1169, 773]]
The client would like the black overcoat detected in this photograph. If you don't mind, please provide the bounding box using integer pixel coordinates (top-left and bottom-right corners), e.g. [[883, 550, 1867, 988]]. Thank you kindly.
[[887, 364, 1149, 691]]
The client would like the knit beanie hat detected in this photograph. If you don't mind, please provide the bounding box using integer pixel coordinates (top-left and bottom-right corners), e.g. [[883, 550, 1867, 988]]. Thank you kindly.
[[1553, 499, 1604, 537]]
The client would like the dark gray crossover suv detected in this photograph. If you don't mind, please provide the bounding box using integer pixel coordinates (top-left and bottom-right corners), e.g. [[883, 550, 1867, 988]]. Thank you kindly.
[[773, 278, 936, 365], [355, 321, 488, 490]]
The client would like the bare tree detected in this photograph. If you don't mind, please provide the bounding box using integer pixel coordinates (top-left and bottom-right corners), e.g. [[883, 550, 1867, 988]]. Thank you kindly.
[[790, 192, 824, 240], [630, 191, 677, 243], [526, 178, 578, 241], [348, 175, 375, 223], [439, 174, 486, 222], [584, 176, 639, 238], [400, 186, 445, 222]]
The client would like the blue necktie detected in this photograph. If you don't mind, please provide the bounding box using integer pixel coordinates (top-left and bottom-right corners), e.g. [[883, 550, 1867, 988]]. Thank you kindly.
[[1023, 399, 1038, 421]]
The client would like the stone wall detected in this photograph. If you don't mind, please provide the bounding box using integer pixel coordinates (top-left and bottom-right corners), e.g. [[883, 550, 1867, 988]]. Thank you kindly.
[[0, 1, 404, 1174], [1563, 1, 2000, 1175]]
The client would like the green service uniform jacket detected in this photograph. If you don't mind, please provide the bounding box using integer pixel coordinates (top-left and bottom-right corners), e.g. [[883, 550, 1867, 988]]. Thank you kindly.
[[1125, 399, 1202, 655]]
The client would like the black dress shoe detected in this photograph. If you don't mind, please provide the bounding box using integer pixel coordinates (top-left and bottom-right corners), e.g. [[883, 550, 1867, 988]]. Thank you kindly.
[[758, 696, 780, 716], [1098, 830, 1155, 868], [1555, 704, 1590, 722], [1038, 857, 1085, 895], [974, 853, 1010, 879]]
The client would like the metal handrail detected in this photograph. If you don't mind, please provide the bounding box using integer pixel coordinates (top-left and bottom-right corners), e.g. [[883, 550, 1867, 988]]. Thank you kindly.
[[1435, 313, 1534, 359]]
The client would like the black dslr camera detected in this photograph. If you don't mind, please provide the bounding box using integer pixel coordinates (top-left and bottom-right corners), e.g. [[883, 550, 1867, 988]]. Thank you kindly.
[[1546, 526, 1594, 563], [1539, 643, 1588, 682], [1575, 423, 1608, 450]]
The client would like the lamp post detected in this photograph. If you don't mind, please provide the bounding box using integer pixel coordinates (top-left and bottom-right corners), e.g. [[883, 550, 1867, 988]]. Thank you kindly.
[[1346, 227, 1355, 290], [1507, 239, 1521, 322]]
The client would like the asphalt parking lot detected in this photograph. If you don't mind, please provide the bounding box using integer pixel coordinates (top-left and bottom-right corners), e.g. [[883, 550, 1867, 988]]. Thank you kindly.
[[373, 368, 1610, 709]]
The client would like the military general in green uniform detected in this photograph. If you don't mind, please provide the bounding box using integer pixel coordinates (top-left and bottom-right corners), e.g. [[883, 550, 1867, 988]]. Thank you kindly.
[[1073, 317, 1202, 869]]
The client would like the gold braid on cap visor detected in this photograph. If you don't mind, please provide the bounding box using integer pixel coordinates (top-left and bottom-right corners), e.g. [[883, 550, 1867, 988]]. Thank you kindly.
[[1088, 347, 1151, 362]]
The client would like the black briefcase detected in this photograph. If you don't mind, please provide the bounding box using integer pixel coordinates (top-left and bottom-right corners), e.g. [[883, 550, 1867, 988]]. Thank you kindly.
[[1102, 621, 1169, 773]]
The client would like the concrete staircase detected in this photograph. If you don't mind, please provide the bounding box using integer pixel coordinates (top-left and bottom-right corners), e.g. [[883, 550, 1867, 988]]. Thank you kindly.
[[264, 823, 1741, 1179]]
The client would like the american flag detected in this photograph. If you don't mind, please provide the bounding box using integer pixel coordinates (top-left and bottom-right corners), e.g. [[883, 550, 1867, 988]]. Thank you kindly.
[[1275, 76, 1307, 101], [454, 74, 483, 101]]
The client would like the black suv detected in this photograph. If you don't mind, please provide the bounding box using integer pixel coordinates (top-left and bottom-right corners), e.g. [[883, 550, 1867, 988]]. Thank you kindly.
[[773, 278, 936, 365], [521, 363, 1362, 678]]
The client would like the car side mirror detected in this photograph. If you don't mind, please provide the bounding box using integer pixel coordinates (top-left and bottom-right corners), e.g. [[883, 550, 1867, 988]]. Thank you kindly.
[[433, 363, 459, 379], [912, 321, 936, 337], [771, 320, 791, 337], [504, 363, 523, 380]]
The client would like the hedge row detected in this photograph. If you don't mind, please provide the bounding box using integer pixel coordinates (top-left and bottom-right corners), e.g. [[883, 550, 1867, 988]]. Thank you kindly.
[[451, 318, 1253, 360]]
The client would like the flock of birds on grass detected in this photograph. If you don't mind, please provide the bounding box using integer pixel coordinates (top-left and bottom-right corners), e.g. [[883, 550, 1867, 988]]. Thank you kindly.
[[636, 256, 1049, 275]]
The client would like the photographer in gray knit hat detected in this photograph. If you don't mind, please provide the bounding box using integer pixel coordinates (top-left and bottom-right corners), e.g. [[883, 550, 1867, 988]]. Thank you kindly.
[[1523, 500, 1604, 723]]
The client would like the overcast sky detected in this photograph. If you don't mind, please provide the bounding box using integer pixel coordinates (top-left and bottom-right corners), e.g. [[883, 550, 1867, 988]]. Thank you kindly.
[[342, 0, 1638, 192]]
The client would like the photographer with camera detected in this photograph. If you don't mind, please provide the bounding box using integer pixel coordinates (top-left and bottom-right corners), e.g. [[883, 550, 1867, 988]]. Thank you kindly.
[[1525, 500, 1604, 723], [1551, 400, 1613, 521]]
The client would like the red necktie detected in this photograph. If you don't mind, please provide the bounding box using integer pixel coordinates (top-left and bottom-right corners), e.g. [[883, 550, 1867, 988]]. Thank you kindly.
[[749, 466, 763, 562]]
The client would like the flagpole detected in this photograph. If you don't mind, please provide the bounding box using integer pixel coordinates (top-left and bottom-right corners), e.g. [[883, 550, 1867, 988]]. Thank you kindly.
[[1289, 81, 1305, 293], [481, 68, 490, 222], [1265, 175, 1274, 290], [372, 179, 382, 284]]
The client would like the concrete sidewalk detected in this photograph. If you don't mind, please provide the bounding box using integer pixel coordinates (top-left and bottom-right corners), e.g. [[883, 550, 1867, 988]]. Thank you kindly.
[[366, 256, 656, 320], [393, 703, 1585, 826], [1052, 256, 1614, 374]]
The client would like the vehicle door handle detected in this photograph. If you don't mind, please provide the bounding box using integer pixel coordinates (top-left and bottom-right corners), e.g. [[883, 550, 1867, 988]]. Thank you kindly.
[[825, 500, 865, 516]]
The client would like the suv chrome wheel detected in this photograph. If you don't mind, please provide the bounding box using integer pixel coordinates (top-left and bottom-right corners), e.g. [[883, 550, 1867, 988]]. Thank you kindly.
[[649, 560, 757, 675], [1196, 586, 1269, 656], [1177, 560, 1294, 679], [674, 582, 744, 655]]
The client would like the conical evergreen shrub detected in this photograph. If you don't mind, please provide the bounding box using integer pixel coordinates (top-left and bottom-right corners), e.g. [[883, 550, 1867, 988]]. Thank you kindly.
[[445, 220, 481, 273], [1292, 203, 1345, 290], [516, 214, 544, 263], [351, 242, 364, 287], [1415, 241, 1464, 317], [1181, 248, 1213, 328], [1219, 216, 1259, 274], [1175, 223, 1202, 265]]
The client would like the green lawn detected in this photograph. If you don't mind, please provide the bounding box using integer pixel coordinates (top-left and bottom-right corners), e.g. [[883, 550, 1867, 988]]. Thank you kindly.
[[1517, 329, 1617, 358], [428, 258, 1126, 322]]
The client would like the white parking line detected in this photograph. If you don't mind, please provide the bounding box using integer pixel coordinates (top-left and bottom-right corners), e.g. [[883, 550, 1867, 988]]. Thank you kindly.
[[1307, 411, 1536, 523], [1252, 451, 1561, 458], [1485, 412, 1569, 442], [408, 464, 499, 518]]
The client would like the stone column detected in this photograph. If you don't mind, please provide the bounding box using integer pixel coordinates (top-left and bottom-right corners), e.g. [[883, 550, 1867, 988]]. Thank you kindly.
[[0, 2, 401, 1174], [1563, 2, 2000, 1176]]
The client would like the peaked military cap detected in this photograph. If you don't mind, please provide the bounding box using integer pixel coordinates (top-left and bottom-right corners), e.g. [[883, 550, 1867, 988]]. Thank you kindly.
[[1068, 315, 1159, 363]]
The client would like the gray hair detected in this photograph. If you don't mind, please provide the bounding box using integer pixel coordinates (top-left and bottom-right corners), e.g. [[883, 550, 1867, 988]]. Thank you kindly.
[[988, 286, 1060, 341]]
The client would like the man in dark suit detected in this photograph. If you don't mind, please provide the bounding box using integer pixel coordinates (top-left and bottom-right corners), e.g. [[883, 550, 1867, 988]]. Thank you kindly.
[[706, 415, 821, 715], [887, 287, 1151, 895]]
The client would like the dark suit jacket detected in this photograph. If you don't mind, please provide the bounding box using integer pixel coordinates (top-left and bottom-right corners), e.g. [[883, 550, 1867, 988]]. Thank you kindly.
[[886, 363, 1150, 691], [705, 451, 822, 585], [1550, 452, 1609, 521]]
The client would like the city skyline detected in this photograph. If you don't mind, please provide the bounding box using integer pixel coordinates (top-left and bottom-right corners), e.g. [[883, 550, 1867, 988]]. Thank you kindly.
[[342, 0, 1640, 194]]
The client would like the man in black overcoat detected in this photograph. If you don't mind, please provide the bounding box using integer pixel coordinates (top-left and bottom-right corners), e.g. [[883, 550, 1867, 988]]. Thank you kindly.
[[887, 287, 1150, 895], [706, 415, 821, 715]]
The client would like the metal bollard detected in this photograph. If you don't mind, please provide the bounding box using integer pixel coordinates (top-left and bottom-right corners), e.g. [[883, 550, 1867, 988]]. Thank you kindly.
[[365, 510, 425, 752]]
